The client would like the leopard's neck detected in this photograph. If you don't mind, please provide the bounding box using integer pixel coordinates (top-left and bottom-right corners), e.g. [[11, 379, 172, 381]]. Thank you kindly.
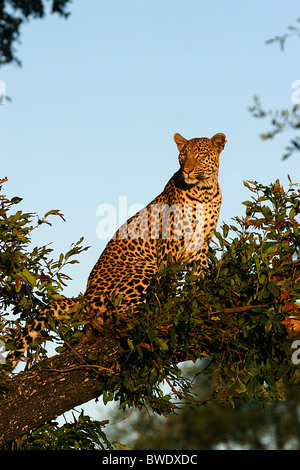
[[164, 170, 219, 204]]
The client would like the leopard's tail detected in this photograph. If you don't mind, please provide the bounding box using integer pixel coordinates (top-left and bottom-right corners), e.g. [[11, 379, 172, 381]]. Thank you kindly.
[[5, 297, 81, 371]]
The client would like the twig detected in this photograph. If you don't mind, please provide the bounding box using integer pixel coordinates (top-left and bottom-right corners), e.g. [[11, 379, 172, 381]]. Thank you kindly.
[[44, 363, 115, 375], [210, 303, 271, 315]]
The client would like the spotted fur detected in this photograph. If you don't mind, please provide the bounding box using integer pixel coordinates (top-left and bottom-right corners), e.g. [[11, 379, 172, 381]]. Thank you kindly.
[[6, 132, 226, 369]]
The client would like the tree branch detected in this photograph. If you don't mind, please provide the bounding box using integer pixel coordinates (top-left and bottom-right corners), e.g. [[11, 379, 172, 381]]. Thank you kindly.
[[0, 329, 121, 447], [210, 303, 271, 315], [0, 304, 299, 448]]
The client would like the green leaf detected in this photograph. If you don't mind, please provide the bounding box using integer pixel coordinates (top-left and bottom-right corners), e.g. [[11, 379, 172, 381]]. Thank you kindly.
[[21, 268, 36, 286], [127, 339, 134, 350], [113, 442, 133, 450], [242, 200, 252, 207], [102, 390, 114, 404], [10, 196, 23, 204], [156, 338, 169, 351]]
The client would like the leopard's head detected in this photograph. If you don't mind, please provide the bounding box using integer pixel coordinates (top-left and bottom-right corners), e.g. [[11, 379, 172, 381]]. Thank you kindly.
[[174, 132, 226, 186]]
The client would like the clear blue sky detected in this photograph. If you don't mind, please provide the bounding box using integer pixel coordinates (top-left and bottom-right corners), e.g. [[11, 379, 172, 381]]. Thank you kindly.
[[1, 0, 300, 425]]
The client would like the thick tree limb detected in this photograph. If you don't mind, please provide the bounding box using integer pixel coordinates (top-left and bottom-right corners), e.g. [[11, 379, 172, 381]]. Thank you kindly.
[[0, 329, 121, 447], [0, 308, 299, 448]]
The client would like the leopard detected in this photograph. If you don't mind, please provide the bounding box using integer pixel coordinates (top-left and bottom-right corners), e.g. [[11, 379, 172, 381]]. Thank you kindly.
[[6, 131, 226, 369]]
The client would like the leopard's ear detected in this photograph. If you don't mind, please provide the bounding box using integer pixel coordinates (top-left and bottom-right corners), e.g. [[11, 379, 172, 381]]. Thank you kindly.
[[174, 133, 187, 152], [210, 133, 227, 152]]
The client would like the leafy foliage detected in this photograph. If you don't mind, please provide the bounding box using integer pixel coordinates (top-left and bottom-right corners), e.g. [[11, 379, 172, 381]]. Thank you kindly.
[[0, 177, 118, 449], [0, 176, 88, 365], [249, 19, 300, 160], [265, 17, 300, 50], [109, 376, 300, 450], [0, 176, 299, 449], [97, 178, 300, 414], [0, 0, 72, 67], [3, 412, 114, 450], [249, 96, 300, 160]]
